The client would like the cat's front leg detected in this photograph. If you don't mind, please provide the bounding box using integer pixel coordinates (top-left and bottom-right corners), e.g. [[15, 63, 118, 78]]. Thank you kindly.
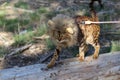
[[47, 46, 61, 68], [78, 43, 88, 61]]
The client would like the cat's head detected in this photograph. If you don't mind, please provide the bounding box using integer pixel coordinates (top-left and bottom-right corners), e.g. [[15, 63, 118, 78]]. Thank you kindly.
[[48, 14, 78, 47]]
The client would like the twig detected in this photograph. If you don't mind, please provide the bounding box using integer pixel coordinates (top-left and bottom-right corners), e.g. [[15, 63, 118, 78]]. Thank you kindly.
[[33, 34, 50, 40], [5, 44, 32, 58], [40, 52, 54, 63]]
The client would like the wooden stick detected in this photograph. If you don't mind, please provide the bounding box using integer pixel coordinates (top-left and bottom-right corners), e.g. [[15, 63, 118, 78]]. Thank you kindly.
[[5, 44, 32, 58], [40, 52, 54, 63], [33, 34, 50, 40]]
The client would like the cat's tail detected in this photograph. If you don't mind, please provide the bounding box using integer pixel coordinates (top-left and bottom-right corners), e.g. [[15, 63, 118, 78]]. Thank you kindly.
[[91, 9, 99, 22]]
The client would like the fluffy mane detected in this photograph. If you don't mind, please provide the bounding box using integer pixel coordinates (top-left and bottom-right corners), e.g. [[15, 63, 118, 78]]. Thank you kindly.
[[48, 14, 78, 47], [49, 14, 75, 30]]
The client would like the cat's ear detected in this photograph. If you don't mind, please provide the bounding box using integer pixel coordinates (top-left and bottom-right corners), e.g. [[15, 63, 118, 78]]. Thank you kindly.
[[66, 27, 74, 34], [48, 20, 55, 27]]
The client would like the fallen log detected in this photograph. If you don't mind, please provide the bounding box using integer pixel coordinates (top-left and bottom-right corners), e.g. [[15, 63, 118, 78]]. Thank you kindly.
[[0, 52, 120, 80]]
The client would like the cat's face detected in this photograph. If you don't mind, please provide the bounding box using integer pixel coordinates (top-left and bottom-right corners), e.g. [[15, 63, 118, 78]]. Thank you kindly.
[[48, 20, 75, 47]]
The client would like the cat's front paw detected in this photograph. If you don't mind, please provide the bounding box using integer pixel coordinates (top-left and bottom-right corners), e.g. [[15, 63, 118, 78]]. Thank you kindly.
[[47, 63, 54, 68], [78, 56, 85, 62], [93, 54, 99, 59]]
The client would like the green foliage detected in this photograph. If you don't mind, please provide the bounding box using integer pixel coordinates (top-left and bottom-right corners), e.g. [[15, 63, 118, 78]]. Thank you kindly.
[[37, 7, 48, 14], [13, 23, 48, 46], [0, 7, 48, 33], [14, 1, 29, 9], [0, 18, 5, 26], [111, 41, 120, 52], [14, 31, 33, 46], [29, 12, 40, 21], [0, 19, 30, 32], [0, 5, 49, 47], [29, 7, 48, 21], [35, 23, 47, 36], [0, 10, 6, 18], [0, 6, 48, 33]]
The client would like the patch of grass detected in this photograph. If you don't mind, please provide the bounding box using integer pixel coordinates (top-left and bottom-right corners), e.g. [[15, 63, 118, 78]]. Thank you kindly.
[[35, 23, 48, 36], [13, 31, 34, 46], [0, 10, 6, 18], [111, 41, 120, 52], [4, 19, 19, 32], [14, 1, 29, 9], [29, 7, 48, 21], [37, 7, 48, 14], [0, 7, 48, 33], [0, 6, 49, 47], [2, 19, 30, 32], [13, 23, 48, 47], [0, 18, 5, 26], [29, 12, 40, 21]]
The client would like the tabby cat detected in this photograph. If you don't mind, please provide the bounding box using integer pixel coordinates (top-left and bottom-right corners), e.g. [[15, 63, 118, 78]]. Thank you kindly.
[[47, 11, 100, 68]]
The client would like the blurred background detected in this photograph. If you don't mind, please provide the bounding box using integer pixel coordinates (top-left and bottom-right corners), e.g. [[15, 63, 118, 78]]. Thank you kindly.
[[0, 0, 120, 69]]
